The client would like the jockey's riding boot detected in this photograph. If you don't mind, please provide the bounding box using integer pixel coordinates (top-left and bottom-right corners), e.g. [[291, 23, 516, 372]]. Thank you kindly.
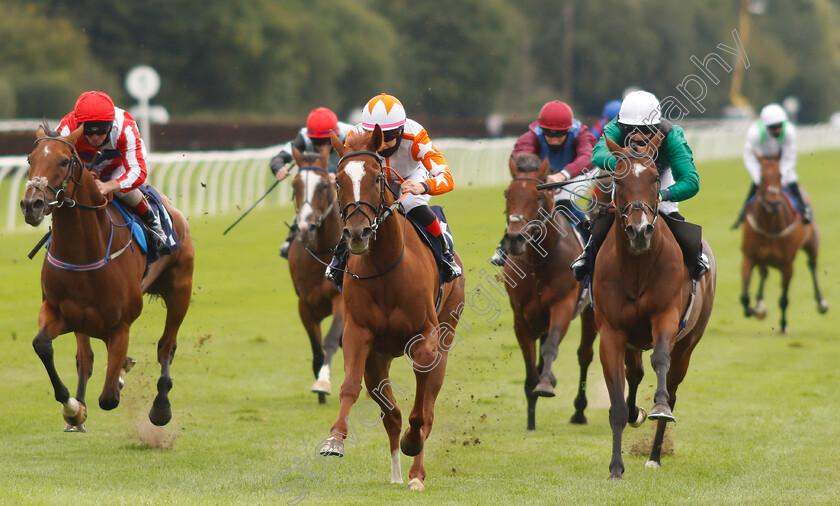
[[570, 238, 592, 282], [438, 235, 463, 283], [731, 183, 757, 230], [691, 251, 711, 281], [141, 210, 167, 249], [324, 242, 349, 286], [786, 182, 812, 224], [279, 221, 299, 259], [490, 236, 506, 266]]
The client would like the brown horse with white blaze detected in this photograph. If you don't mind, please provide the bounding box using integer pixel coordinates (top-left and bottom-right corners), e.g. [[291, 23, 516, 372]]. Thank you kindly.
[[502, 153, 597, 431], [287, 144, 343, 403], [19, 125, 194, 431], [594, 135, 716, 479], [740, 155, 827, 332], [317, 126, 466, 491]]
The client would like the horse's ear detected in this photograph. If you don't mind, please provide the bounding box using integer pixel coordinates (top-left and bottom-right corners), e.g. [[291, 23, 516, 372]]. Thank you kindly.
[[36, 126, 47, 139], [66, 126, 83, 145], [330, 131, 345, 157], [536, 156, 550, 180], [508, 155, 519, 178], [291, 145, 305, 167], [371, 125, 383, 152], [605, 137, 623, 157]]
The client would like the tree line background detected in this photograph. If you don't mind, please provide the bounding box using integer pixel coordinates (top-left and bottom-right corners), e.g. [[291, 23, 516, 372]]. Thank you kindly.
[[2, 0, 839, 125]]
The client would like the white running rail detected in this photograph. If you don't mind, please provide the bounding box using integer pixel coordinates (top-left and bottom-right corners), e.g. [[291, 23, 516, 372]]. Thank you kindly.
[[3, 124, 840, 232]]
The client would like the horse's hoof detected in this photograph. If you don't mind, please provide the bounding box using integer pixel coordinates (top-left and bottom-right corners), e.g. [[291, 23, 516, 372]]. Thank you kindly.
[[63, 423, 86, 433], [531, 382, 555, 398], [400, 435, 424, 457], [648, 404, 675, 422], [311, 379, 331, 395], [818, 301, 829, 314], [629, 407, 647, 428], [407, 478, 425, 491], [754, 303, 766, 320], [62, 398, 87, 426], [777, 326, 789, 335], [149, 405, 172, 426], [569, 412, 587, 425], [645, 460, 661, 469], [608, 473, 623, 480], [319, 436, 344, 457]]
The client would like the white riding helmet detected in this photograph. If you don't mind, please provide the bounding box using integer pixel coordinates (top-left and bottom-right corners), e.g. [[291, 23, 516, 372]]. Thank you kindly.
[[618, 91, 662, 126], [760, 103, 787, 126], [361, 93, 407, 131]]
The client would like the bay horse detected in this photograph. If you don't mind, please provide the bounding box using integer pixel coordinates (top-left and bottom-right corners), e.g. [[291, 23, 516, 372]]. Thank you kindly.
[[740, 155, 827, 332], [19, 125, 194, 431], [286, 144, 343, 404], [317, 126, 466, 491], [502, 153, 597, 431], [594, 135, 716, 478]]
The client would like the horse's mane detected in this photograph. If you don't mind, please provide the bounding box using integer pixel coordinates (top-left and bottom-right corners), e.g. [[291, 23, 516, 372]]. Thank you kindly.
[[512, 153, 542, 173]]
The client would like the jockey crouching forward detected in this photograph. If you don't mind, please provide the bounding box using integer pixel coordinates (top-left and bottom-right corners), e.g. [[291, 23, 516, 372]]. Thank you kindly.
[[57, 91, 167, 249], [325, 93, 462, 285], [570, 90, 711, 284], [490, 100, 597, 266]]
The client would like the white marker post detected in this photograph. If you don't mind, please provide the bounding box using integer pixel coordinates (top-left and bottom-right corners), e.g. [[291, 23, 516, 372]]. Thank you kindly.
[[125, 65, 161, 151]]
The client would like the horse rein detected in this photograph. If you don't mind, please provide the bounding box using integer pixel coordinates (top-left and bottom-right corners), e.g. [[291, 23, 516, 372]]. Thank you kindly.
[[28, 136, 108, 211]]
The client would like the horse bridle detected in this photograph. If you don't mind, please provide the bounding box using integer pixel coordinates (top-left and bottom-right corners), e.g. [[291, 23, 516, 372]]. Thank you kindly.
[[27, 136, 106, 211], [295, 166, 338, 229], [615, 152, 661, 229], [505, 176, 550, 227], [335, 150, 400, 238]]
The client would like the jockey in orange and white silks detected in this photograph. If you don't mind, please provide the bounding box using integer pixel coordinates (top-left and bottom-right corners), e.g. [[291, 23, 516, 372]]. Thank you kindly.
[[57, 91, 167, 248], [733, 103, 812, 227], [325, 93, 462, 285]]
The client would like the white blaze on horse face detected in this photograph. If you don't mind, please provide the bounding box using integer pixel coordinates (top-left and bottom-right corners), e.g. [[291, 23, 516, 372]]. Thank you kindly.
[[344, 161, 366, 202], [298, 171, 321, 225], [632, 162, 647, 177]]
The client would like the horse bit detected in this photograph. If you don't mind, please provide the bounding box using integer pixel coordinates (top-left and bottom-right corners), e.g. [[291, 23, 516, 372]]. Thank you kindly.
[[335, 150, 400, 239]]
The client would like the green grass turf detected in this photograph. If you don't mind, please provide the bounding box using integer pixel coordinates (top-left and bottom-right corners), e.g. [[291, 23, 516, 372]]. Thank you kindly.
[[1, 151, 838, 505]]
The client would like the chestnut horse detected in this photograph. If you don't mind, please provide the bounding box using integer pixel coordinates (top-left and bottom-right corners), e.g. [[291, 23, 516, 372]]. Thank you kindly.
[[740, 155, 827, 332], [19, 125, 194, 431], [287, 144, 343, 404], [318, 126, 465, 491], [595, 136, 716, 478], [502, 153, 597, 431]]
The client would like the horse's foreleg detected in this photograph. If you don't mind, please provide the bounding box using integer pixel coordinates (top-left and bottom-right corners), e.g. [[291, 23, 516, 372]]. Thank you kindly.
[[513, 316, 539, 430], [535, 302, 574, 398], [740, 256, 754, 317], [648, 339, 697, 468], [407, 349, 449, 490], [803, 231, 828, 314], [320, 323, 372, 458], [313, 297, 343, 401], [63, 333, 94, 431], [402, 322, 441, 458], [648, 320, 677, 422], [99, 322, 129, 411], [571, 306, 596, 425], [363, 354, 403, 484], [33, 304, 82, 430], [298, 300, 327, 402], [754, 266, 768, 319], [599, 325, 628, 479], [778, 264, 793, 334], [624, 349, 646, 428]]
